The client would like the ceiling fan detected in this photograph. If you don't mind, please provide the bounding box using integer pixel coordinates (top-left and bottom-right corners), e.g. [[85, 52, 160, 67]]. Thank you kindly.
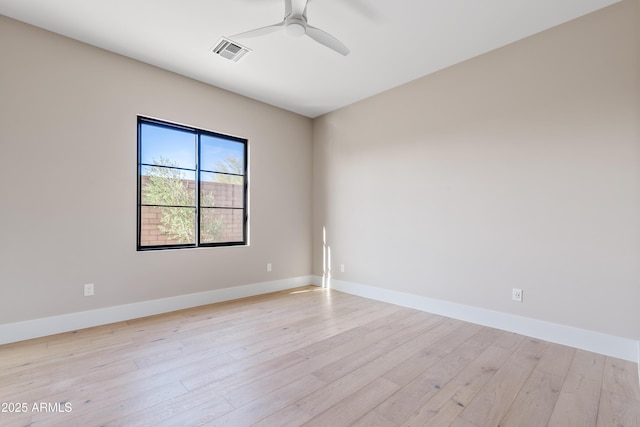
[[229, 0, 350, 56]]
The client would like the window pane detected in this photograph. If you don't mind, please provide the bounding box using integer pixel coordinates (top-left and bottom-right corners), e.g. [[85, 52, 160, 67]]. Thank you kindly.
[[140, 122, 196, 169], [140, 206, 196, 246], [200, 172, 244, 208], [200, 208, 244, 244], [141, 166, 196, 206], [137, 117, 247, 251], [200, 134, 245, 173]]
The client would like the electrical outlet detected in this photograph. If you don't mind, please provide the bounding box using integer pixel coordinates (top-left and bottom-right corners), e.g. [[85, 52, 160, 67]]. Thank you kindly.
[[512, 288, 523, 302], [266, 263, 272, 272], [340, 264, 345, 273], [84, 283, 94, 297]]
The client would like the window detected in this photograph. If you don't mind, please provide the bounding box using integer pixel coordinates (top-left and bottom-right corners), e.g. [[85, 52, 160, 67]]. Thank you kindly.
[[137, 117, 247, 250]]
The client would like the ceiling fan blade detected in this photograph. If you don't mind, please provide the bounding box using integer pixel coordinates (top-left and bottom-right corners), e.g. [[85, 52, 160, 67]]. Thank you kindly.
[[305, 25, 350, 56], [229, 20, 286, 39], [290, 0, 308, 17]]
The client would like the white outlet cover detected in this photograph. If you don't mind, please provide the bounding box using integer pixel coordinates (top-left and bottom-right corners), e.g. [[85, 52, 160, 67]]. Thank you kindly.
[[84, 283, 94, 296], [512, 288, 523, 302]]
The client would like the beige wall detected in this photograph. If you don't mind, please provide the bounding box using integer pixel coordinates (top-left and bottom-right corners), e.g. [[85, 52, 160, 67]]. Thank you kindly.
[[0, 16, 312, 324], [313, 0, 640, 340]]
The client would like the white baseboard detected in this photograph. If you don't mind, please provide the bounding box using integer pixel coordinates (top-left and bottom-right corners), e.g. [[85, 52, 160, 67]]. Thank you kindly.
[[0, 276, 314, 346], [312, 276, 640, 364]]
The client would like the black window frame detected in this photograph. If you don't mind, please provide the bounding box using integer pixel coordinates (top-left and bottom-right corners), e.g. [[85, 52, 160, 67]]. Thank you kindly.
[[137, 116, 248, 251]]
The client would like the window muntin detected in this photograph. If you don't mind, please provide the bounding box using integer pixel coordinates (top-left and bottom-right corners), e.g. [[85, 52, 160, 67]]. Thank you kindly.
[[137, 117, 247, 250]]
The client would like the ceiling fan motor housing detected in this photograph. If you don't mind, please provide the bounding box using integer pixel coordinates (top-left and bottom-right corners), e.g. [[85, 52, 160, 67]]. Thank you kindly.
[[286, 16, 306, 37]]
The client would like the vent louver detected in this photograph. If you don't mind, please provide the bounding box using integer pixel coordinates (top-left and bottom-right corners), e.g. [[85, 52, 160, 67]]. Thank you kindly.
[[212, 38, 251, 62]]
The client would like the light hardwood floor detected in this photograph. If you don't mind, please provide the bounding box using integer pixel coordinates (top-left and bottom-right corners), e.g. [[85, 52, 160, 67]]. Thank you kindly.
[[0, 286, 638, 426]]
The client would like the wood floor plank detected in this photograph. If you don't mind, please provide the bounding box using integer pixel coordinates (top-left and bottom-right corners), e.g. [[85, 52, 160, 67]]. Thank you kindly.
[[311, 316, 457, 384], [400, 343, 514, 427], [252, 404, 315, 427], [381, 322, 483, 387], [547, 349, 606, 427], [176, 292, 365, 349], [498, 342, 576, 427], [351, 410, 398, 427], [201, 375, 326, 427], [4, 345, 233, 415], [225, 303, 384, 361], [596, 389, 640, 427], [105, 390, 233, 427], [534, 342, 576, 378], [303, 377, 399, 427], [596, 357, 640, 427], [0, 286, 638, 427], [602, 357, 640, 401], [375, 328, 506, 425], [374, 326, 496, 425], [498, 369, 565, 426], [451, 337, 548, 427], [293, 305, 418, 358], [222, 310, 428, 408], [180, 350, 307, 392], [295, 321, 476, 422], [47, 381, 188, 427]]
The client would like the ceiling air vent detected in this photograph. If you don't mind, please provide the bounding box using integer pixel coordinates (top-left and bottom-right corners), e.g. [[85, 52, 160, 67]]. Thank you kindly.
[[212, 38, 251, 62]]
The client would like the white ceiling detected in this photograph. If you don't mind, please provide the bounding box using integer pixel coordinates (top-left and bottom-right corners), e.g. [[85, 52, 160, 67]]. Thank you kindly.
[[0, 0, 621, 118]]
